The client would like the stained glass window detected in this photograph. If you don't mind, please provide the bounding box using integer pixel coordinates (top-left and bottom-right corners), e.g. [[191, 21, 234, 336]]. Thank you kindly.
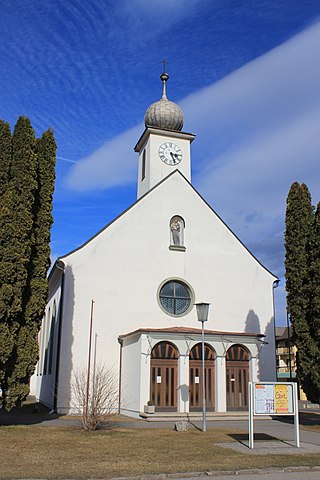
[[159, 280, 191, 315]]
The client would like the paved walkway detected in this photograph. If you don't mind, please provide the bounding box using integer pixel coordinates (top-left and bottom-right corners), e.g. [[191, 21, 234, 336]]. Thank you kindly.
[[1, 402, 320, 446], [217, 440, 320, 455]]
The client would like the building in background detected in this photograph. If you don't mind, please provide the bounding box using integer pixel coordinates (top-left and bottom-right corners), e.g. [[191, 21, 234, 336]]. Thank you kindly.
[[275, 326, 307, 401]]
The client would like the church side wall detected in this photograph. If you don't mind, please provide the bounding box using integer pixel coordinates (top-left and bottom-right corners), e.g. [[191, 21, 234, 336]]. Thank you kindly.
[[55, 265, 77, 413], [36, 269, 63, 409]]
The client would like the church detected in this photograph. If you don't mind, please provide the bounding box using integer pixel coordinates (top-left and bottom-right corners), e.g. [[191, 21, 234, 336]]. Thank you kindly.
[[34, 71, 278, 417]]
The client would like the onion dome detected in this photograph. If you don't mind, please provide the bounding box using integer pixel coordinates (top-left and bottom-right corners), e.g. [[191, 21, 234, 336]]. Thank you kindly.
[[144, 72, 184, 131]]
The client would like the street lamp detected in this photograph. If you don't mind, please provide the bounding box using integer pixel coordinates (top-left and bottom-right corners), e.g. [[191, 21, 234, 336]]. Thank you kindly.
[[195, 302, 210, 432]]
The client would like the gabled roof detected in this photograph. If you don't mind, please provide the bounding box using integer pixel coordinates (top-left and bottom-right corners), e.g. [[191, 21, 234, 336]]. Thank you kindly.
[[53, 169, 278, 280], [275, 326, 292, 340]]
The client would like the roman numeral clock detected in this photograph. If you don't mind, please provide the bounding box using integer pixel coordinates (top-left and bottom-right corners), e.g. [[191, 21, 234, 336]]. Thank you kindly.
[[158, 142, 183, 166]]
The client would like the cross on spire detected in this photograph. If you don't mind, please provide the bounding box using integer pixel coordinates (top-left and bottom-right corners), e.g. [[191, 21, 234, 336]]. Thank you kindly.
[[160, 58, 169, 99], [161, 58, 168, 73]]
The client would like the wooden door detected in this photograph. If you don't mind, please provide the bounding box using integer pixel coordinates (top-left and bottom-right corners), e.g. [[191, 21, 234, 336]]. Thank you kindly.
[[226, 345, 249, 411], [150, 342, 178, 411], [189, 343, 215, 411]]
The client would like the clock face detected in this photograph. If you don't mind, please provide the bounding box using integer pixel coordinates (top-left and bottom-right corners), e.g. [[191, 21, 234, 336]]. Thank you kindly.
[[158, 142, 182, 165]]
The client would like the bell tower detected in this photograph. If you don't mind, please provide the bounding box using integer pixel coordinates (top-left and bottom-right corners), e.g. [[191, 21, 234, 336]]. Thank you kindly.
[[135, 70, 195, 199]]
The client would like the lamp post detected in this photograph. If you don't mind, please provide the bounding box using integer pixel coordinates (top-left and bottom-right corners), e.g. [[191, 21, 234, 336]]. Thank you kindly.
[[286, 311, 292, 381], [195, 302, 210, 432]]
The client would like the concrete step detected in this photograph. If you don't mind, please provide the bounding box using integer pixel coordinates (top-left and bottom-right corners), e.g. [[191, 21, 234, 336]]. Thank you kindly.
[[299, 400, 320, 410], [139, 411, 268, 422]]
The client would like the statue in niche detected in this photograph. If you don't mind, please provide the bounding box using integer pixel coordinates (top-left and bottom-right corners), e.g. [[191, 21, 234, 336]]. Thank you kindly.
[[170, 216, 184, 246]]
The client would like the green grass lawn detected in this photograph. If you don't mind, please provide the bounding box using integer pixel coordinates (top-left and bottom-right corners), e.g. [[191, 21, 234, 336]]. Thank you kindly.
[[1, 425, 320, 479]]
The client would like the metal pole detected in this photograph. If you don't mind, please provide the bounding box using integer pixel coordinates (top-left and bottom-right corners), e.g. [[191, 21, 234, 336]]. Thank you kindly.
[[286, 311, 292, 381], [118, 339, 123, 415], [293, 383, 300, 447], [249, 382, 254, 449], [201, 320, 207, 432], [91, 333, 98, 407], [85, 300, 95, 419]]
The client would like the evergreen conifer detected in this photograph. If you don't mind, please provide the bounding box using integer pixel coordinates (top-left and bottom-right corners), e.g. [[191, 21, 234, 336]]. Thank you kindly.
[[0, 117, 56, 410], [303, 202, 320, 403], [0, 120, 14, 389], [285, 182, 318, 403]]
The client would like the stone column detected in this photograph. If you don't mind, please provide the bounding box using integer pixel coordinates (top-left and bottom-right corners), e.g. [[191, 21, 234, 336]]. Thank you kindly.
[[178, 353, 189, 413], [215, 355, 226, 412], [140, 335, 151, 412], [247, 343, 259, 383]]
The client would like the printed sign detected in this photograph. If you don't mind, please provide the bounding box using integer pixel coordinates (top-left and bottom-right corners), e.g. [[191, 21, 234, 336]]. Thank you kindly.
[[195, 376, 200, 384], [275, 384, 293, 414], [254, 383, 294, 415], [157, 376, 161, 384], [255, 384, 275, 414]]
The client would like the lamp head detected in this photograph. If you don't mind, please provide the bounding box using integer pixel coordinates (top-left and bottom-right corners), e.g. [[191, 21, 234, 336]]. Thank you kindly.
[[195, 302, 210, 323]]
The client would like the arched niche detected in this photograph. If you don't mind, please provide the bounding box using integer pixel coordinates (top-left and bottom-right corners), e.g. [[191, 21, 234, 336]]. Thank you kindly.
[[170, 216, 185, 247]]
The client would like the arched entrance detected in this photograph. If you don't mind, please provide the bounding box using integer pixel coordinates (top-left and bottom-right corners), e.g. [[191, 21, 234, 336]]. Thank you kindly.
[[189, 343, 215, 411], [226, 344, 250, 411], [150, 341, 178, 411]]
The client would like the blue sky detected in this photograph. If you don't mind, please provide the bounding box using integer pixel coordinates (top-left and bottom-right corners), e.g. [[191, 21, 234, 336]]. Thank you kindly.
[[2, 0, 320, 325]]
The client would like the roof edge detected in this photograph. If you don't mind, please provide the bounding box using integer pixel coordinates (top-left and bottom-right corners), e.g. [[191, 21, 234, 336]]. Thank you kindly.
[[118, 326, 265, 341], [58, 169, 181, 261], [134, 126, 196, 153], [57, 169, 278, 280], [178, 171, 278, 280], [48, 259, 65, 282]]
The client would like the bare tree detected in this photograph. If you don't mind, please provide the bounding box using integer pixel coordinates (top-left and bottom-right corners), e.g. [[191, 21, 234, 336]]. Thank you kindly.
[[71, 364, 118, 431]]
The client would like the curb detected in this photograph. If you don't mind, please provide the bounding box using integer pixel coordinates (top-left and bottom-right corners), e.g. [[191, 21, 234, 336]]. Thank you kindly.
[[113, 466, 320, 479], [9, 465, 320, 480]]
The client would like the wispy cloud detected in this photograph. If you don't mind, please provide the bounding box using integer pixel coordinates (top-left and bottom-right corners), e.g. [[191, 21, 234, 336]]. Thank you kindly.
[[1, 0, 204, 157], [67, 21, 320, 206], [66, 125, 142, 190], [57, 156, 77, 164], [190, 20, 320, 277]]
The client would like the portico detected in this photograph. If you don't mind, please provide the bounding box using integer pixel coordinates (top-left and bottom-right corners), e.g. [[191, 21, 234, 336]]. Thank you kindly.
[[118, 327, 264, 418]]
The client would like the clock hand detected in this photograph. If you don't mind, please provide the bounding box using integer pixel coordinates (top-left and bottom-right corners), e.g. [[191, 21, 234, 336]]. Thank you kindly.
[[170, 151, 177, 164]]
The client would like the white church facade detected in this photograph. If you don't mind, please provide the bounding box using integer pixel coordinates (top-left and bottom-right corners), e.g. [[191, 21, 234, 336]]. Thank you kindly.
[[35, 72, 278, 417]]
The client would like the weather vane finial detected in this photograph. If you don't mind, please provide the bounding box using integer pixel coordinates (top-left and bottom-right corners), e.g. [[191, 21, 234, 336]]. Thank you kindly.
[[160, 58, 169, 99]]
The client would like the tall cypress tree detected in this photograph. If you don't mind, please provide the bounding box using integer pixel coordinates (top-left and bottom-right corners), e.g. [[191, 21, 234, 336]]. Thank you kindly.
[[0, 120, 14, 388], [302, 202, 320, 403], [0, 117, 56, 410], [1, 117, 38, 409], [284, 182, 315, 401], [25, 130, 56, 330]]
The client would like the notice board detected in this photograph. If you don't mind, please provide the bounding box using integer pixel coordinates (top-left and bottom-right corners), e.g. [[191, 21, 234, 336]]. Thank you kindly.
[[254, 382, 294, 415], [249, 382, 299, 449]]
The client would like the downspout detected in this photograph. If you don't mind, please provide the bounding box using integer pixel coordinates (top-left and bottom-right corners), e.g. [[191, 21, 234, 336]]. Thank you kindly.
[[118, 338, 123, 414], [53, 260, 65, 413], [273, 279, 280, 381]]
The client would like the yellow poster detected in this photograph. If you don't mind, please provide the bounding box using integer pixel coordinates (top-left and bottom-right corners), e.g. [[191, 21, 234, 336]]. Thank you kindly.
[[274, 384, 289, 413]]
